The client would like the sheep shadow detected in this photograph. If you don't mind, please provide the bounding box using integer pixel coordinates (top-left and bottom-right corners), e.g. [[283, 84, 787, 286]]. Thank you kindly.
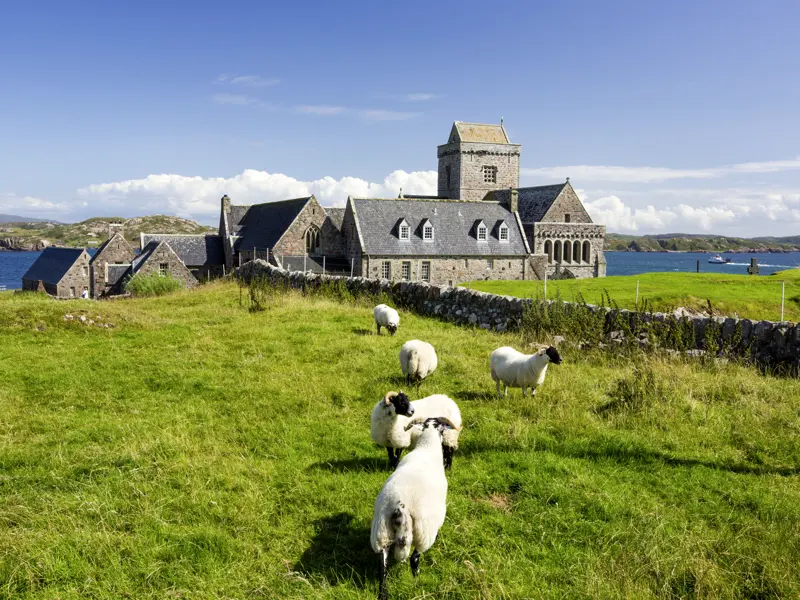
[[294, 512, 375, 589], [352, 327, 374, 337], [309, 456, 388, 474], [455, 389, 496, 402]]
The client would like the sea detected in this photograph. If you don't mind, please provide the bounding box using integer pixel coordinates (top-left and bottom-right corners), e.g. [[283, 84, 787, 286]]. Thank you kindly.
[[1, 250, 799, 291]]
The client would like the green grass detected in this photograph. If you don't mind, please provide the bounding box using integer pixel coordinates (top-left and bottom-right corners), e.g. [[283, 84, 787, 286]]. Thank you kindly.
[[466, 270, 800, 322], [1, 282, 799, 599]]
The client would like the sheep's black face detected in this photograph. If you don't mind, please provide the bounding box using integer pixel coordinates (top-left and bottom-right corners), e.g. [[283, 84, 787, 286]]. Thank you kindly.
[[391, 392, 414, 417], [545, 346, 562, 365], [387, 324, 397, 335], [422, 417, 447, 435]]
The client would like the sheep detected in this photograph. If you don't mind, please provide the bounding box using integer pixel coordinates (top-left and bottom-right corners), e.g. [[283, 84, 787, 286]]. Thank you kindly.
[[370, 391, 462, 470], [399, 340, 438, 385], [373, 304, 400, 336], [490, 345, 562, 399], [371, 416, 457, 600]]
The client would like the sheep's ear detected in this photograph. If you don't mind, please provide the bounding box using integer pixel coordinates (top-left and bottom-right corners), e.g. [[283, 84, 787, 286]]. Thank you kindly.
[[383, 391, 397, 405]]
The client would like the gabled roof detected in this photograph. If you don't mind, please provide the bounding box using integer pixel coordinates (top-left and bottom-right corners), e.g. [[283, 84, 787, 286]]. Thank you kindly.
[[107, 264, 131, 286], [495, 184, 567, 224], [90, 231, 132, 264], [325, 207, 346, 232], [349, 198, 527, 256], [229, 197, 312, 251], [132, 240, 160, 273], [140, 234, 224, 267], [448, 121, 510, 144], [22, 247, 86, 285]]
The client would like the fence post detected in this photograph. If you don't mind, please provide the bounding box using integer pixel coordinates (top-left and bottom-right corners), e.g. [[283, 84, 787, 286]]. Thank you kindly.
[[239, 253, 242, 268], [303, 254, 307, 273], [350, 257, 354, 277], [544, 269, 547, 299], [323, 256, 326, 275], [222, 264, 226, 278], [253, 246, 256, 263], [781, 281, 785, 322], [266, 247, 270, 264]]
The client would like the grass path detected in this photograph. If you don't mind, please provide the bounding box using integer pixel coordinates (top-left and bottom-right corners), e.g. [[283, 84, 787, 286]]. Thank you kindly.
[[466, 269, 800, 322], [0, 283, 799, 598]]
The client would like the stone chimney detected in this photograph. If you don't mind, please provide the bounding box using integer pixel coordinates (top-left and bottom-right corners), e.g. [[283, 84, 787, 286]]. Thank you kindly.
[[509, 187, 519, 213], [221, 194, 231, 213], [108, 222, 124, 237]]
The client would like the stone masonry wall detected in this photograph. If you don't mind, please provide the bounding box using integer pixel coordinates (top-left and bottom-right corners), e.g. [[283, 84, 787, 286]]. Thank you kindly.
[[237, 260, 800, 370], [541, 185, 592, 223], [91, 234, 136, 298], [532, 223, 606, 279], [363, 255, 530, 287], [273, 197, 331, 257], [136, 243, 197, 288], [57, 251, 92, 298], [437, 142, 521, 201]]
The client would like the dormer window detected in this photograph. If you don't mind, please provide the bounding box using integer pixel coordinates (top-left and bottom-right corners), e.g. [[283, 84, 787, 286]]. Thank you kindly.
[[421, 219, 434, 242], [498, 221, 509, 242], [476, 220, 488, 242], [398, 219, 410, 241]]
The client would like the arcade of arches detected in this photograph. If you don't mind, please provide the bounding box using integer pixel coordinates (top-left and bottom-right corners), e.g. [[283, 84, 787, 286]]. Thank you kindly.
[[543, 239, 592, 265]]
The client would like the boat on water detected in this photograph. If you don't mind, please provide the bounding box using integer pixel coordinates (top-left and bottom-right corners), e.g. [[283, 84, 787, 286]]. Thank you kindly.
[[708, 254, 731, 264]]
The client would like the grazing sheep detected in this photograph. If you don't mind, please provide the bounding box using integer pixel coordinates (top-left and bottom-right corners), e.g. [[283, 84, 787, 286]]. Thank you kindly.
[[371, 416, 456, 600], [370, 391, 462, 470], [490, 345, 562, 398], [373, 304, 400, 336], [399, 340, 438, 385]]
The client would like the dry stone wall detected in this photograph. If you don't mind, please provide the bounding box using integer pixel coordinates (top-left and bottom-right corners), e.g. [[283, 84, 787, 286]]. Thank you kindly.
[[237, 260, 800, 370]]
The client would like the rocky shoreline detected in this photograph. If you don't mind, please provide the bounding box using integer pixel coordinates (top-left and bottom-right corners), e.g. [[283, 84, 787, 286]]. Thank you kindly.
[[0, 238, 51, 252]]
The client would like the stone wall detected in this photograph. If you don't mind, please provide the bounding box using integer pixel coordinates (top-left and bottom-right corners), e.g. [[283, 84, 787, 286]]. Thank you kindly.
[[91, 233, 136, 298], [58, 251, 92, 298], [238, 260, 800, 370], [273, 197, 330, 257], [362, 255, 532, 287], [531, 223, 606, 279], [437, 141, 521, 201], [541, 184, 592, 223], [135, 243, 197, 288]]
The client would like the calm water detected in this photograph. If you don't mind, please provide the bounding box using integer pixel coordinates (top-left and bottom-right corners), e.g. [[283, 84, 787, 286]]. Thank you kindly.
[[1, 250, 799, 290]]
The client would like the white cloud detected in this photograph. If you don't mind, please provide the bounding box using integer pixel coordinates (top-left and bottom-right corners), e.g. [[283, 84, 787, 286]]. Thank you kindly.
[[214, 74, 279, 87], [0, 193, 71, 217], [73, 169, 438, 222], [294, 104, 347, 116], [522, 157, 800, 183]]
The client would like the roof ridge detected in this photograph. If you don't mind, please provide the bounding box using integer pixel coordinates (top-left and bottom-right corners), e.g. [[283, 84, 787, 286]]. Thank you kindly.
[[234, 196, 311, 209]]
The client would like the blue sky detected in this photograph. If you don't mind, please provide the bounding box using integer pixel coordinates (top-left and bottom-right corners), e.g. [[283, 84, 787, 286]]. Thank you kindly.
[[1, 0, 799, 235]]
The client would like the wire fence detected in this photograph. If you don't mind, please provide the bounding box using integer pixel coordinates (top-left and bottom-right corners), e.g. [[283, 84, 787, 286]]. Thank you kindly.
[[239, 248, 357, 277]]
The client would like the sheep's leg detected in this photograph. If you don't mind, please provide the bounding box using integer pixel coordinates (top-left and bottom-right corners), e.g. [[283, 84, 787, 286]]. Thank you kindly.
[[531, 386, 537, 397], [496, 379, 502, 399], [442, 445, 454, 470], [386, 447, 397, 469], [504, 385, 508, 397], [378, 547, 390, 600], [410, 549, 421, 577], [394, 447, 403, 467], [376, 323, 381, 335]]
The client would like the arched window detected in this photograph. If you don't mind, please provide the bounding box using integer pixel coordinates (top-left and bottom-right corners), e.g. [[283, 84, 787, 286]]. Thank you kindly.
[[544, 240, 553, 263], [305, 226, 320, 254], [582, 240, 591, 263], [573, 240, 581, 264], [554, 240, 562, 263], [564, 240, 572, 263]]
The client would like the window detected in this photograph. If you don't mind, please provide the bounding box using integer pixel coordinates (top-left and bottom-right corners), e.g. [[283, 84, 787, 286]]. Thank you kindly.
[[446, 165, 451, 189], [398, 220, 410, 241], [564, 214, 571, 223], [482, 165, 497, 183], [499, 223, 509, 241], [583, 240, 591, 263], [487, 259, 494, 269], [83, 265, 89, 277], [464, 259, 469, 268], [401, 261, 411, 280], [305, 226, 320, 254], [423, 223, 434, 241], [477, 223, 487, 241], [544, 240, 553, 263], [421, 261, 431, 282], [159, 263, 169, 276], [69, 287, 75, 297], [382, 261, 391, 280]]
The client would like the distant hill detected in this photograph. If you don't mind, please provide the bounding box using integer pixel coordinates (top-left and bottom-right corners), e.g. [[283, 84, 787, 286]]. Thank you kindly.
[[605, 233, 800, 253], [0, 215, 215, 251], [0, 214, 59, 224]]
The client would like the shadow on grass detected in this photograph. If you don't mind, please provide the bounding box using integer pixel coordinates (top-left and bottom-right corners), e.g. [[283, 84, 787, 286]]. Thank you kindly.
[[455, 389, 496, 402], [352, 327, 374, 336], [460, 436, 800, 477], [309, 456, 389, 473], [294, 512, 375, 589]]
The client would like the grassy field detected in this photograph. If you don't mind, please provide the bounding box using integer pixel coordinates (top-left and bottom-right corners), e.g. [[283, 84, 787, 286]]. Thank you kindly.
[[466, 270, 800, 322], [0, 283, 799, 599]]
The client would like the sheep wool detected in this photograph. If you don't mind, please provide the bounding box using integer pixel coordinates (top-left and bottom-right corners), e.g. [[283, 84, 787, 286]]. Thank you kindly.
[[399, 340, 438, 384], [490, 345, 562, 398], [373, 304, 400, 336]]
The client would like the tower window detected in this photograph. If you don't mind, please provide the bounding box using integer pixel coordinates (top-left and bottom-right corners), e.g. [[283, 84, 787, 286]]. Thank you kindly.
[[564, 214, 571, 223], [482, 165, 497, 183]]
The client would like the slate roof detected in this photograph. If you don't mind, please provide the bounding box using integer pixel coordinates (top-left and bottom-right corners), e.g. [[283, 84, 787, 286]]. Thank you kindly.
[[350, 198, 527, 256], [132, 241, 159, 273], [140, 234, 224, 266], [107, 264, 131, 286], [495, 184, 567, 224], [325, 208, 345, 232], [22, 247, 85, 285], [450, 121, 510, 144], [230, 197, 311, 251]]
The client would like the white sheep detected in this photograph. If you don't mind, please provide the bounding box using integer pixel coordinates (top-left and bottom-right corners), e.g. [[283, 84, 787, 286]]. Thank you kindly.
[[370, 391, 462, 470], [373, 304, 400, 336], [371, 416, 456, 600], [490, 345, 562, 399], [399, 340, 438, 385]]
